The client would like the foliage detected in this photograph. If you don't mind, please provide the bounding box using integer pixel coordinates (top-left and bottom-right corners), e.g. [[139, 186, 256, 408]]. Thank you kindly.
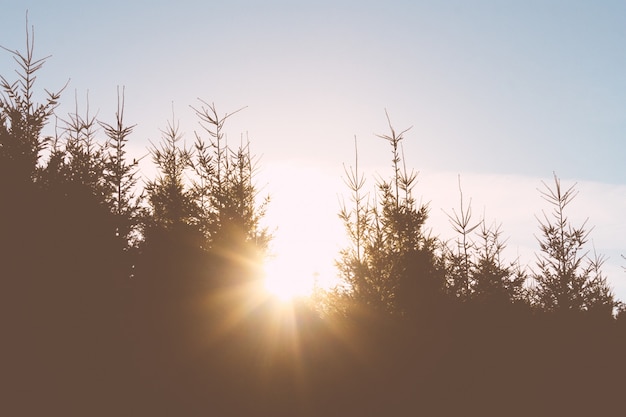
[[531, 174, 615, 315], [191, 100, 270, 254], [100, 87, 144, 250], [471, 221, 527, 303], [145, 110, 196, 230], [441, 177, 481, 300], [337, 112, 441, 317], [441, 178, 526, 304], [0, 21, 62, 186]]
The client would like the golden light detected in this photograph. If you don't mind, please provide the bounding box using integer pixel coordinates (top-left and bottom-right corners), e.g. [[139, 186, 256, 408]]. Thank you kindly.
[[257, 162, 346, 302], [262, 255, 316, 302]]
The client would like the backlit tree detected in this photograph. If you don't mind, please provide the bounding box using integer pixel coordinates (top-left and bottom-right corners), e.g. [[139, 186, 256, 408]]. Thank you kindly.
[[531, 174, 615, 315]]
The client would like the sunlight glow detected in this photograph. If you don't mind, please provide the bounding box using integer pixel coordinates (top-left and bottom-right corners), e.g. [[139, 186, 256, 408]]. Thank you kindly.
[[263, 256, 316, 302]]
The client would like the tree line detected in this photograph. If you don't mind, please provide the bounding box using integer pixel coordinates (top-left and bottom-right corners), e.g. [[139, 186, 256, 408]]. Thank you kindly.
[[333, 111, 619, 320], [2, 26, 625, 416]]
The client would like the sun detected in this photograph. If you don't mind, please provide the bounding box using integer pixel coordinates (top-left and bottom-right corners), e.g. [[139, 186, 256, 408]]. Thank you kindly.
[[262, 255, 316, 302]]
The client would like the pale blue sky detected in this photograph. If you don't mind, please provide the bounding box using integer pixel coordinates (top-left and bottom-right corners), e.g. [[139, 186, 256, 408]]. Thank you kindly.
[[3, 1, 625, 181], [2, 1, 626, 297]]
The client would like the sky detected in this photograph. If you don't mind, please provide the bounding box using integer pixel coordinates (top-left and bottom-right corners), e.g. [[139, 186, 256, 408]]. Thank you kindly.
[[2, 1, 626, 299]]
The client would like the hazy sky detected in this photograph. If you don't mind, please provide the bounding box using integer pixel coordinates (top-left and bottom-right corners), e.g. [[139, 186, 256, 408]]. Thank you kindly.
[[2, 1, 625, 297]]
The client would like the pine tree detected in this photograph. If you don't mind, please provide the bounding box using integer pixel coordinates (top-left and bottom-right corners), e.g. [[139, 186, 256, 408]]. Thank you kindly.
[[1, 19, 65, 280], [531, 174, 615, 315], [191, 100, 270, 285], [442, 179, 526, 305], [337, 112, 441, 317], [98, 87, 145, 279], [336, 136, 393, 314], [100, 87, 144, 250], [50, 92, 109, 199], [472, 221, 526, 304], [145, 110, 196, 230], [442, 177, 480, 300], [0, 20, 62, 187]]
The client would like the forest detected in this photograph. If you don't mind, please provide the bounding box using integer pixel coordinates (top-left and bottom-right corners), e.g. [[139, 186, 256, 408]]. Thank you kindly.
[[2, 26, 626, 417]]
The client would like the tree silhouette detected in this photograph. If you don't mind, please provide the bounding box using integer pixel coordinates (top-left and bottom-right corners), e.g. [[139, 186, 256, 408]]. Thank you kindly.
[[0, 22, 62, 187], [442, 177, 481, 300], [190, 100, 269, 288], [337, 112, 442, 317], [442, 179, 526, 305], [145, 111, 197, 230], [471, 220, 527, 304], [531, 174, 615, 315], [0, 25, 138, 415], [100, 87, 144, 256], [336, 137, 374, 313]]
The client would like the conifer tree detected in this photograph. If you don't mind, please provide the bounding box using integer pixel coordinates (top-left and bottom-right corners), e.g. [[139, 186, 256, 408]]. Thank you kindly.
[[442, 180, 526, 304], [0, 20, 62, 187], [97, 88, 145, 279], [442, 177, 480, 300], [532, 174, 615, 315], [145, 111, 196, 230], [337, 112, 441, 316], [1, 20, 65, 281], [471, 221, 526, 304], [49, 93, 109, 198], [191, 100, 270, 284], [191, 100, 269, 247], [100, 87, 144, 251], [336, 137, 373, 312]]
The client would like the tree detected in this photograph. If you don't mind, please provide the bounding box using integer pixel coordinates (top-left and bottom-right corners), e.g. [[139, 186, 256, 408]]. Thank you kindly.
[[0, 19, 62, 190], [442, 178, 526, 305], [335, 137, 373, 313], [44, 92, 109, 197], [336, 112, 441, 317], [98, 87, 145, 278], [0, 19, 66, 281], [191, 100, 270, 285], [531, 174, 615, 315], [471, 220, 526, 304], [145, 110, 196, 230], [100, 87, 144, 251], [442, 177, 480, 301], [191, 100, 269, 248], [1, 26, 133, 414]]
